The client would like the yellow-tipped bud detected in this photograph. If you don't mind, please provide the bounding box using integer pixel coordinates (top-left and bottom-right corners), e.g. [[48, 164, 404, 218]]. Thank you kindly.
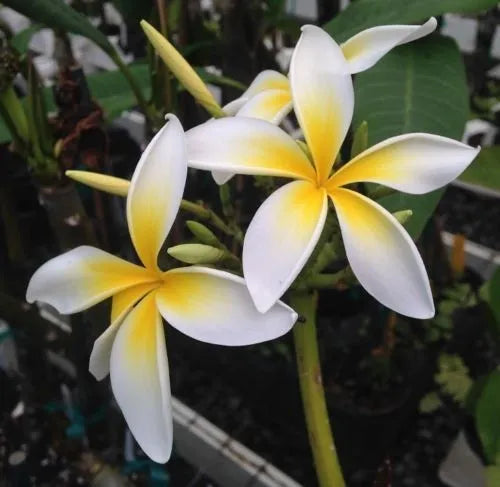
[[167, 244, 226, 265], [186, 221, 220, 246], [66, 170, 130, 197], [393, 209, 413, 226], [140, 20, 225, 118]]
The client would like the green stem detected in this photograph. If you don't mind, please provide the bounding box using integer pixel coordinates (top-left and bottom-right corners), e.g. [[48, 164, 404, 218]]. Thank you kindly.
[[290, 291, 345, 487]]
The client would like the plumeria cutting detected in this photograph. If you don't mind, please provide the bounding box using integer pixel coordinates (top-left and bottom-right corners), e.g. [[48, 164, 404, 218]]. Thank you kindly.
[[183, 25, 480, 319], [26, 115, 297, 463]]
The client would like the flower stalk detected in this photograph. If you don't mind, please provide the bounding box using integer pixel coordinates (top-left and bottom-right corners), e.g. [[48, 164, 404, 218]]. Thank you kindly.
[[291, 291, 345, 487]]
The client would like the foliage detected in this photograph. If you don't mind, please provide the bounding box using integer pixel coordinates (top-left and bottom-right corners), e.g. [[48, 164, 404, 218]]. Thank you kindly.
[[459, 147, 500, 193], [2, 0, 116, 57], [435, 354, 473, 405], [324, 0, 499, 42], [476, 371, 500, 464], [354, 36, 468, 239]]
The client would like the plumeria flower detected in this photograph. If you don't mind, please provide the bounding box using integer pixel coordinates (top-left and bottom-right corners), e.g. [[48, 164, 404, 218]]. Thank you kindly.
[[212, 18, 437, 184], [183, 25, 479, 319], [26, 115, 297, 463]]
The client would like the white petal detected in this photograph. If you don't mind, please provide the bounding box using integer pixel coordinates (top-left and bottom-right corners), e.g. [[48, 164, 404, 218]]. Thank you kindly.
[[211, 170, 234, 185], [26, 246, 158, 314], [242, 70, 290, 98], [243, 180, 327, 313], [89, 282, 159, 381], [329, 188, 434, 318], [110, 292, 173, 463], [236, 89, 292, 124], [342, 18, 438, 74], [157, 267, 297, 345], [222, 97, 248, 116], [290, 25, 353, 183], [127, 114, 187, 270], [327, 133, 480, 194], [186, 117, 316, 181]]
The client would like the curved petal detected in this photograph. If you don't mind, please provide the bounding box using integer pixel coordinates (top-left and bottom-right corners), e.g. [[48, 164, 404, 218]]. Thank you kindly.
[[26, 246, 158, 314], [211, 170, 234, 185], [186, 117, 316, 181], [341, 18, 437, 74], [329, 188, 434, 319], [243, 70, 290, 98], [66, 170, 130, 197], [127, 114, 187, 270], [222, 97, 248, 116], [327, 133, 480, 194], [290, 25, 353, 184], [236, 89, 292, 124], [242, 180, 327, 313], [110, 292, 172, 463], [157, 267, 297, 345], [89, 282, 160, 381]]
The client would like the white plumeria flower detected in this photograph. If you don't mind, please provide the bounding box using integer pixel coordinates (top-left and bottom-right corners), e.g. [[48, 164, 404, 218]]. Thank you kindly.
[[212, 17, 437, 185], [184, 25, 479, 319], [26, 115, 297, 463]]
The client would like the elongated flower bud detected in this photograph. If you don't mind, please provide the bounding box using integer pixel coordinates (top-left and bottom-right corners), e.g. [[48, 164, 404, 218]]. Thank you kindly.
[[167, 244, 226, 265], [141, 20, 225, 118], [186, 220, 220, 246]]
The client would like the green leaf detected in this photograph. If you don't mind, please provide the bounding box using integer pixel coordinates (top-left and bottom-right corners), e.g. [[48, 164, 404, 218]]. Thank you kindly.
[[486, 466, 500, 487], [0, 117, 10, 145], [324, 0, 499, 43], [2, 0, 115, 57], [476, 371, 500, 464], [459, 146, 500, 193], [354, 36, 468, 239], [86, 63, 151, 121], [10, 24, 42, 54], [111, 0, 153, 23]]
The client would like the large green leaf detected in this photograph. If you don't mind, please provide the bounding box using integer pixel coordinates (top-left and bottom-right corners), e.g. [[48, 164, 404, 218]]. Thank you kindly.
[[353, 36, 468, 238], [324, 0, 499, 43], [2, 0, 115, 57], [10, 24, 42, 54], [459, 146, 500, 193], [486, 466, 500, 487], [476, 371, 500, 464], [86, 64, 151, 120], [480, 268, 500, 332]]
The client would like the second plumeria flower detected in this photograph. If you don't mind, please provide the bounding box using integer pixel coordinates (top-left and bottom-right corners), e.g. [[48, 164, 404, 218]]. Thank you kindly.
[[183, 25, 479, 319], [26, 115, 297, 463]]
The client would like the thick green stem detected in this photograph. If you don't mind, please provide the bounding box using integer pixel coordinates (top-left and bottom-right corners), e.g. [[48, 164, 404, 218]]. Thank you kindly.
[[291, 291, 345, 487]]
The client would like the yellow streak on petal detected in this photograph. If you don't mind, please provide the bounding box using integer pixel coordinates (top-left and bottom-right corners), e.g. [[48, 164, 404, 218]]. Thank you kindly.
[[111, 281, 162, 322], [66, 170, 130, 196], [249, 73, 290, 94], [326, 143, 407, 190], [274, 181, 326, 236], [81, 253, 159, 300], [340, 37, 366, 63], [299, 85, 343, 184], [159, 272, 211, 319], [328, 187, 390, 246], [239, 89, 292, 122], [125, 292, 161, 366]]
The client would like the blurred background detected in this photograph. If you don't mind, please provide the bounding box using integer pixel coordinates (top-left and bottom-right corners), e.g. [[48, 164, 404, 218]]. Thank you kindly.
[[0, 1, 499, 486]]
